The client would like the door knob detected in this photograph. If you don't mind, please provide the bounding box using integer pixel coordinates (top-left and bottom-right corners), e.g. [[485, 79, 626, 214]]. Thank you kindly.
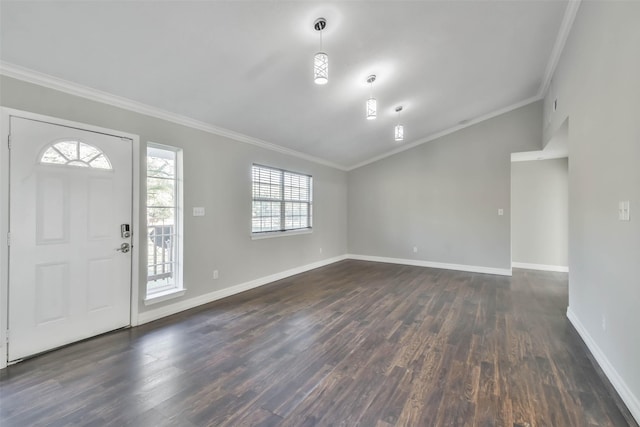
[[116, 243, 130, 253]]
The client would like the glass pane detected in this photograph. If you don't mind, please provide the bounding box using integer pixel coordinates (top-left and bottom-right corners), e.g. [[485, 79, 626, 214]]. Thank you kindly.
[[253, 182, 281, 200], [89, 154, 112, 170], [40, 140, 112, 170], [147, 219, 176, 290], [252, 201, 281, 232], [41, 147, 66, 164], [79, 142, 101, 162], [147, 177, 175, 207], [54, 141, 78, 160], [67, 160, 89, 167], [147, 149, 176, 178], [252, 166, 282, 199], [147, 207, 175, 227], [285, 202, 309, 229], [284, 172, 310, 201]]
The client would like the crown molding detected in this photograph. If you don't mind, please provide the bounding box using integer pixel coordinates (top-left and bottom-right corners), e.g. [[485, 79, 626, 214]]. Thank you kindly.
[[347, 95, 542, 171], [1, 60, 555, 173], [538, 0, 582, 97], [0, 61, 347, 171]]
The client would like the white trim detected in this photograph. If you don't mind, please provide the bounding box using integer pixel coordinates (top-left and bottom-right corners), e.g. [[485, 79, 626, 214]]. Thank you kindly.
[[567, 307, 640, 424], [2, 62, 555, 174], [512, 262, 569, 273], [251, 229, 312, 240], [130, 130, 141, 326], [347, 254, 512, 276], [510, 151, 568, 163], [0, 107, 141, 366], [347, 96, 542, 171], [0, 62, 346, 172], [0, 110, 9, 369], [538, 0, 582, 97], [138, 255, 348, 324], [144, 288, 187, 306]]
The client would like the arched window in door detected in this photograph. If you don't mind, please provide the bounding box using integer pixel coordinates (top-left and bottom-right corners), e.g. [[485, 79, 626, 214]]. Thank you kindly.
[[40, 140, 112, 170]]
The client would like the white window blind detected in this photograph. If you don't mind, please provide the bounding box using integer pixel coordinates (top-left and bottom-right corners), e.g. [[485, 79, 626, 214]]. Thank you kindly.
[[252, 164, 313, 234]]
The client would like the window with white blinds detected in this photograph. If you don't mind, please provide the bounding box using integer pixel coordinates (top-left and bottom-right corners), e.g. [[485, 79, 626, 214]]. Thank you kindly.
[[252, 164, 313, 234]]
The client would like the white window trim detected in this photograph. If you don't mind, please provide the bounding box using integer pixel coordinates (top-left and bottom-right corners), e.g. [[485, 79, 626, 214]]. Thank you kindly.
[[251, 228, 313, 240], [143, 288, 186, 306], [146, 142, 184, 300]]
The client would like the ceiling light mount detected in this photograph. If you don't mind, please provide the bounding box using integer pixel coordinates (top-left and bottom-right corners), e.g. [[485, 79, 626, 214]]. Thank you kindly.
[[395, 106, 403, 113], [314, 17, 326, 32], [366, 75, 376, 84], [313, 18, 328, 85]]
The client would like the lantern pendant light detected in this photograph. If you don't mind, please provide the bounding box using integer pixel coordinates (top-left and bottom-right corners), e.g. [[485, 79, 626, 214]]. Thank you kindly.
[[313, 18, 328, 85], [366, 75, 377, 120], [395, 106, 404, 141]]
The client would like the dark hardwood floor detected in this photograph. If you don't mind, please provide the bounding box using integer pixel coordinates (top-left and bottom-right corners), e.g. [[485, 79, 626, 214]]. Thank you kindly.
[[0, 260, 634, 426]]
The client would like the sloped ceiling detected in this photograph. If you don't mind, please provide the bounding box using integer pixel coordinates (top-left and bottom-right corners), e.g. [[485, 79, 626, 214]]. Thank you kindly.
[[0, 1, 570, 169]]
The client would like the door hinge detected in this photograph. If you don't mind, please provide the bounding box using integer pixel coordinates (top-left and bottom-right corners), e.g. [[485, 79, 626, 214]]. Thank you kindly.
[[5, 330, 8, 344], [6, 232, 10, 246], [7, 134, 11, 150]]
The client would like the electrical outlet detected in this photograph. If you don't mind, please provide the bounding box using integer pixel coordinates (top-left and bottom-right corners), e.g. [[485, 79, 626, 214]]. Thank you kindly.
[[413, 246, 418, 253], [498, 208, 504, 216], [213, 270, 219, 280], [319, 247, 323, 254]]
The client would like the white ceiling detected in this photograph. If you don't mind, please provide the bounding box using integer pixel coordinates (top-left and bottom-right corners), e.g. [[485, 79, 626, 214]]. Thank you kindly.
[[0, 1, 569, 169]]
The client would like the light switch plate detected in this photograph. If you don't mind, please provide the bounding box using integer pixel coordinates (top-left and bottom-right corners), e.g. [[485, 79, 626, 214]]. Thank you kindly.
[[193, 207, 205, 217], [618, 201, 630, 221], [498, 209, 504, 216]]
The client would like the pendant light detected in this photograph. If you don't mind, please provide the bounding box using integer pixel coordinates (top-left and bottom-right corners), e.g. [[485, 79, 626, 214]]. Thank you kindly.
[[366, 75, 377, 120], [394, 106, 404, 141], [313, 18, 328, 85]]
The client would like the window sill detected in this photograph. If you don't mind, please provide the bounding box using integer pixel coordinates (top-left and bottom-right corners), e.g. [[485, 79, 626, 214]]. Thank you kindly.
[[144, 288, 186, 306], [251, 229, 312, 240]]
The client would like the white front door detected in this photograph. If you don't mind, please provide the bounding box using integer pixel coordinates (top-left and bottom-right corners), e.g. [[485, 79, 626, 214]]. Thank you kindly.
[[8, 116, 132, 361]]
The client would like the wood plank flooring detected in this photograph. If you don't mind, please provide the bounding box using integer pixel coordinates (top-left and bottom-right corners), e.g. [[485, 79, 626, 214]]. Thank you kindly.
[[0, 260, 635, 426]]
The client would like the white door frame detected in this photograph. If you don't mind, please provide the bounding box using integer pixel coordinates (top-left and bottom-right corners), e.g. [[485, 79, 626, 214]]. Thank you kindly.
[[0, 107, 141, 368]]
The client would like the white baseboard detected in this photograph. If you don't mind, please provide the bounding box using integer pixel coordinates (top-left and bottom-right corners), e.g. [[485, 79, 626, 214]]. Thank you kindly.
[[347, 254, 512, 276], [512, 262, 569, 273], [139, 253, 512, 325], [138, 255, 347, 325], [567, 307, 640, 424], [0, 343, 6, 369]]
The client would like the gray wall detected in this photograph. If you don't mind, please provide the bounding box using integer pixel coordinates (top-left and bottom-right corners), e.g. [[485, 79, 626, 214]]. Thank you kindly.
[[544, 1, 640, 418], [348, 101, 542, 270], [511, 158, 568, 267], [0, 75, 348, 316]]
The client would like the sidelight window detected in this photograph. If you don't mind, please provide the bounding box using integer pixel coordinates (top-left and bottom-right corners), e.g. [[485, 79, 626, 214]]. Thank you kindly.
[[146, 143, 183, 300]]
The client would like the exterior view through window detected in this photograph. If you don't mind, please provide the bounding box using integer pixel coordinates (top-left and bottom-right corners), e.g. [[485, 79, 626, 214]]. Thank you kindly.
[[146, 144, 182, 297], [252, 164, 313, 234]]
